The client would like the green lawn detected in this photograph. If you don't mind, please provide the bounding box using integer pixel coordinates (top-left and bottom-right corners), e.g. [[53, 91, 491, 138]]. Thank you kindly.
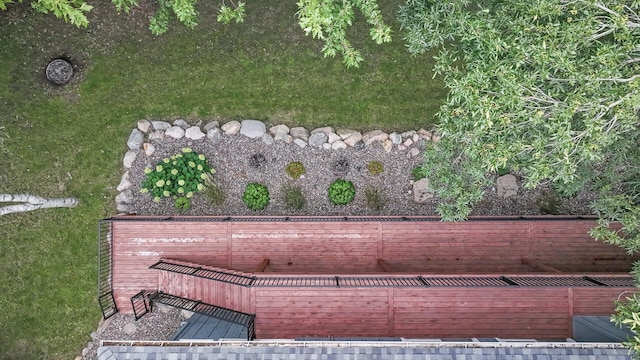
[[0, 1, 446, 358]]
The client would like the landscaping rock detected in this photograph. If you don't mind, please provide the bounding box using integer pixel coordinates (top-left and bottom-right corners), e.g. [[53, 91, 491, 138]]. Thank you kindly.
[[293, 138, 307, 148], [277, 134, 294, 143], [269, 124, 290, 137], [419, 129, 432, 141], [497, 174, 519, 198], [432, 134, 442, 143], [413, 134, 420, 142], [165, 126, 185, 139], [116, 171, 131, 192], [331, 141, 348, 150], [206, 128, 222, 144], [354, 141, 365, 150], [337, 128, 358, 140], [404, 138, 414, 147], [323, 143, 332, 150], [413, 178, 434, 203], [148, 130, 165, 142], [343, 131, 363, 147], [221, 120, 241, 135], [398, 145, 407, 151], [116, 203, 131, 214], [123, 322, 137, 335], [311, 126, 334, 136], [203, 121, 219, 132], [261, 133, 274, 145], [185, 126, 205, 140], [383, 139, 393, 153], [308, 132, 328, 148], [410, 147, 420, 157], [290, 127, 309, 141], [115, 189, 134, 204], [389, 132, 402, 145], [123, 150, 138, 168], [173, 119, 190, 129], [400, 130, 416, 139], [328, 133, 341, 144], [362, 130, 388, 145], [127, 129, 144, 150], [137, 120, 152, 133], [151, 120, 171, 131], [143, 143, 155, 156], [240, 119, 266, 139]]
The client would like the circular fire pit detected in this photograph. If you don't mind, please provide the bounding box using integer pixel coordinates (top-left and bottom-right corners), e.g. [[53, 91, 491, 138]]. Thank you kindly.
[[46, 58, 74, 85]]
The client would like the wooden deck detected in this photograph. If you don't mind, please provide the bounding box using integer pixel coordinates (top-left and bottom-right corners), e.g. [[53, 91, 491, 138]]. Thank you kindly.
[[107, 216, 638, 340]]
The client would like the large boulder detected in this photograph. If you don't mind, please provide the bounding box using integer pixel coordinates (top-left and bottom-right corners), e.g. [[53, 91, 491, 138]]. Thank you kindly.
[[127, 129, 144, 150], [311, 126, 334, 137], [151, 120, 171, 131], [123, 150, 138, 168], [203, 121, 219, 132], [269, 124, 290, 138], [240, 119, 266, 138], [165, 126, 185, 139], [362, 130, 388, 145], [290, 127, 309, 141], [413, 178, 434, 203], [173, 119, 190, 129], [308, 132, 328, 148], [185, 126, 206, 140], [206, 128, 222, 144], [221, 120, 241, 135], [137, 120, 152, 133]]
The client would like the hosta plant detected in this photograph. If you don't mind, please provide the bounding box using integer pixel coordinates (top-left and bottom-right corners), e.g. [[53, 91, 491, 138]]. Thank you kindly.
[[328, 179, 355, 205], [242, 183, 270, 211], [141, 148, 215, 203]]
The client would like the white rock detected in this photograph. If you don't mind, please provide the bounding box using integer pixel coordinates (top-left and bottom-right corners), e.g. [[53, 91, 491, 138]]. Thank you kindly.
[[115, 189, 133, 204], [261, 133, 274, 145], [362, 130, 389, 145], [410, 147, 420, 157], [403, 138, 414, 147], [173, 119, 190, 129], [165, 126, 185, 139], [413, 133, 420, 142], [308, 132, 328, 148], [311, 126, 334, 136], [206, 128, 222, 144], [343, 131, 363, 147], [389, 132, 402, 145], [413, 178, 434, 203], [221, 120, 241, 135], [337, 129, 358, 140], [203, 121, 219, 132], [328, 133, 341, 144], [240, 119, 266, 139], [127, 129, 144, 150], [323, 143, 332, 150], [293, 138, 307, 148], [185, 126, 205, 140], [151, 120, 171, 131], [383, 139, 393, 153], [331, 140, 347, 150], [290, 127, 309, 141], [497, 174, 519, 198], [116, 171, 131, 192], [148, 130, 165, 142], [123, 150, 138, 168], [143, 142, 155, 156], [269, 124, 290, 137], [116, 203, 131, 214], [137, 120, 152, 133]]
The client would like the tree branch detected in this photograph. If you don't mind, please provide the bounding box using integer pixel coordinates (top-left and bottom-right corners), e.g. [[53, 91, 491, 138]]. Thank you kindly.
[[0, 194, 79, 216]]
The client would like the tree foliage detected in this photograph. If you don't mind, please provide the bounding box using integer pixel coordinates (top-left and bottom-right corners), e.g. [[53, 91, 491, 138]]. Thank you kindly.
[[1, 0, 93, 26]]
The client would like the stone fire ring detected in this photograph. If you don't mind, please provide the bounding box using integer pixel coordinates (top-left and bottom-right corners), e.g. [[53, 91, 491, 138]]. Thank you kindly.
[[46, 59, 74, 85]]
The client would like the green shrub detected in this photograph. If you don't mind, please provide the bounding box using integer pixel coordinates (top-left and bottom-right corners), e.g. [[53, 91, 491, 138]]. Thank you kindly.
[[412, 165, 426, 181], [367, 160, 384, 175], [141, 148, 215, 202], [281, 184, 306, 210], [286, 161, 306, 179], [203, 174, 226, 206], [242, 183, 270, 210], [365, 187, 385, 211], [328, 179, 355, 205], [174, 197, 191, 211]]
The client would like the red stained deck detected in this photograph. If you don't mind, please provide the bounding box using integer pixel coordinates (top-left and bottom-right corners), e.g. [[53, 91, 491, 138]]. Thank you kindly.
[[108, 216, 638, 340]]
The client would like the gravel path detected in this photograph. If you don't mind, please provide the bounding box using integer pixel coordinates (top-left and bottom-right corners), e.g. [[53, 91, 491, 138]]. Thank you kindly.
[[126, 133, 595, 217]]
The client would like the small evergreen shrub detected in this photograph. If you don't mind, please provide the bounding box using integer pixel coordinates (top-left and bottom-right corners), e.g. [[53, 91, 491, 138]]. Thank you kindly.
[[286, 161, 306, 179], [281, 184, 306, 210], [242, 183, 270, 210], [328, 179, 355, 205], [365, 187, 385, 211], [174, 197, 191, 211], [367, 160, 384, 175], [332, 158, 350, 174], [412, 165, 426, 181], [249, 153, 267, 168], [141, 147, 215, 203], [203, 174, 226, 206]]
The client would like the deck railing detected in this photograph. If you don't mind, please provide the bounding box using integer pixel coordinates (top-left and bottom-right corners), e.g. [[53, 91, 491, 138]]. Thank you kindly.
[[98, 220, 118, 319]]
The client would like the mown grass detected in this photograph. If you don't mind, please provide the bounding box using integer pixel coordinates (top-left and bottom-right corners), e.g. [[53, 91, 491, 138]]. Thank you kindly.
[[0, 1, 446, 358]]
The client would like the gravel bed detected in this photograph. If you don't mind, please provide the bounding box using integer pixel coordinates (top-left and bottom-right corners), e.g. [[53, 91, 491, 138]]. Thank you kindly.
[[126, 134, 596, 217]]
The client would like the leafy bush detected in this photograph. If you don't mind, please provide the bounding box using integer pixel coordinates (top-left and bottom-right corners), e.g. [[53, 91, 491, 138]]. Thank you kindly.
[[286, 161, 306, 179], [367, 160, 384, 175], [141, 148, 215, 203], [281, 184, 306, 210], [412, 165, 426, 181], [242, 183, 270, 210], [365, 187, 385, 211], [203, 174, 226, 206], [328, 179, 355, 205], [174, 197, 191, 211]]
